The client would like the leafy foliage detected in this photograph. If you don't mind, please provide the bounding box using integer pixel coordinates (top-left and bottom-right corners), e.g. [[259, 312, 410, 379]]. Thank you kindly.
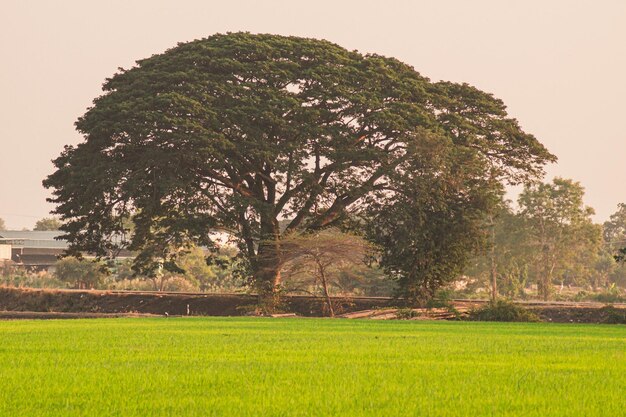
[[364, 139, 500, 303], [108, 246, 246, 292], [467, 180, 610, 300], [54, 258, 108, 289], [605, 204, 626, 279], [518, 178, 601, 300]]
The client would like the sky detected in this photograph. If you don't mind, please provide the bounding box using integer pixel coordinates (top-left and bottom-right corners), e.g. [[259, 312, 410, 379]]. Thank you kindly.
[[1, 0, 625, 229]]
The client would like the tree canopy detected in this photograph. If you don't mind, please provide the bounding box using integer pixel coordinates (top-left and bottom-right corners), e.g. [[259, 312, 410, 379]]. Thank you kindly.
[[467, 183, 606, 301], [54, 257, 107, 289], [44, 33, 555, 299], [34, 217, 63, 231], [517, 178, 600, 300]]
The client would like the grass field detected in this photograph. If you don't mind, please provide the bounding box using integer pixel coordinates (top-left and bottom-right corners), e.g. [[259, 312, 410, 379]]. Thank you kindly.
[[0, 318, 624, 417]]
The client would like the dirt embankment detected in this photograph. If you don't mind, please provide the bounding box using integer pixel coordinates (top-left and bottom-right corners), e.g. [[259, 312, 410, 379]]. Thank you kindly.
[[0, 287, 398, 318], [1, 287, 624, 323]]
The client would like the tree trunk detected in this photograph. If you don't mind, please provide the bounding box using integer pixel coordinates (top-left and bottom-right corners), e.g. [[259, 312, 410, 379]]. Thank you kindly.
[[255, 245, 282, 293], [317, 260, 334, 317], [489, 215, 497, 302], [539, 260, 555, 301], [254, 213, 283, 310]]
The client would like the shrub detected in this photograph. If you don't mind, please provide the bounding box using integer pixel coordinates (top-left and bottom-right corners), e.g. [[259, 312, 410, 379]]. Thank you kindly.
[[469, 300, 540, 322], [573, 290, 589, 302], [426, 288, 454, 308], [600, 305, 626, 324], [395, 308, 420, 320], [0, 263, 68, 289], [592, 285, 625, 303]]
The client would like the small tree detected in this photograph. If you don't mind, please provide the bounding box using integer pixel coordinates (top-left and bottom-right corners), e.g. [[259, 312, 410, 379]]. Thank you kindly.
[[54, 258, 108, 289], [277, 230, 374, 316], [0, 217, 6, 231], [34, 217, 63, 231]]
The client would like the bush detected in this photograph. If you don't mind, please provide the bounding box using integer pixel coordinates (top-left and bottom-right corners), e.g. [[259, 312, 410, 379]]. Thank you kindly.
[[600, 305, 626, 324], [426, 288, 454, 308], [468, 300, 540, 322], [395, 308, 420, 320], [592, 285, 625, 303], [0, 271, 68, 289], [573, 290, 589, 302]]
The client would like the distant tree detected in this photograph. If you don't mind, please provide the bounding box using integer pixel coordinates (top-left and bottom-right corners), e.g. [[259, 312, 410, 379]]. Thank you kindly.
[[176, 246, 217, 291], [605, 204, 626, 265], [591, 252, 618, 290], [466, 201, 533, 299], [34, 217, 63, 231], [110, 246, 243, 292], [43, 33, 555, 303], [54, 258, 108, 289], [0, 217, 6, 231], [604, 204, 626, 247], [604, 204, 626, 285], [518, 178, 601, 300], [616, 248, 626, 267], [334, 264, 395, 297]]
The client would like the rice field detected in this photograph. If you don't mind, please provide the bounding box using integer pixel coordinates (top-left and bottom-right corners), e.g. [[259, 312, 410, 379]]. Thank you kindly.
[[0, 318, 624, 417]]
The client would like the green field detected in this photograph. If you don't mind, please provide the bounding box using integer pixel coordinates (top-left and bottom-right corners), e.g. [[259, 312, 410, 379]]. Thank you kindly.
[[0, 318, 624, 417]]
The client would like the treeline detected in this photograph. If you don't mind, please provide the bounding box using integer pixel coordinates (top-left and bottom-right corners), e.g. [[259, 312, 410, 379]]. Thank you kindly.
[[465, 178, 626, 301], [0, 247, 244, 293]]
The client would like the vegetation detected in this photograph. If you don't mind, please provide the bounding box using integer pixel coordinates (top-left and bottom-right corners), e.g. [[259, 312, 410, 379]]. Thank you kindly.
[[0, 217, 6, 231], [33, 217, 63, 231], [0, 262, 67, 289], [599, 305, 626, 324], [465, 181, 626, 301], [0, 318, 623, 417], [469, 300, 540, 322], [53, 257, 108, 289], [277, 229, 375, 316], [43, 32, 554, 303], [518, 178, 600, 300]]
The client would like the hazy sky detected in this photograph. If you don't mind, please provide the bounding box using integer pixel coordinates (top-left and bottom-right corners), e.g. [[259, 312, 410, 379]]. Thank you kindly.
[[1, 0, 625, 229]]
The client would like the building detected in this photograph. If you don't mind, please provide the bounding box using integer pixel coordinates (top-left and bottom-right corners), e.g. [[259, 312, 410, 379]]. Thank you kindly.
[[0, 231, 67, 270], [0, 231, 135, 271]]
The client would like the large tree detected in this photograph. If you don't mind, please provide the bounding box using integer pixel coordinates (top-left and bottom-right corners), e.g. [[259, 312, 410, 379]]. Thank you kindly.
[[44, 33, 554, 298]]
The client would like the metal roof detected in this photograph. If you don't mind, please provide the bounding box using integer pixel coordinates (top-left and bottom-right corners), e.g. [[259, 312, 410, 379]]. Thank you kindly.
[[0, 231, 68, 249]]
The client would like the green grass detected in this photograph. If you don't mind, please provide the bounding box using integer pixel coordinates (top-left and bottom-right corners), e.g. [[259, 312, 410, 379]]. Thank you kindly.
[[0, 318, 624, 417]]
